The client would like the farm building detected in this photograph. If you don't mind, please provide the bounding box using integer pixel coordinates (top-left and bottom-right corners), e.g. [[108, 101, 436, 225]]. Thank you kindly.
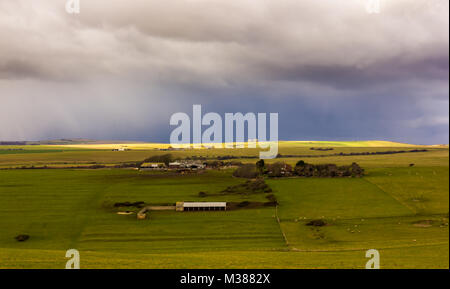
[[176, 202, 227, 211], [184, 161, 206, 170], [169, 162, 183, 169], [169, 161, 206, 170], [140, 162, 166, 170]]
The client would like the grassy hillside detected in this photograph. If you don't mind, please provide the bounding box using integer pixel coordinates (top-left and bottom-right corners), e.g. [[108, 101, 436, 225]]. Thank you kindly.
[[0, 141, 448, 268]]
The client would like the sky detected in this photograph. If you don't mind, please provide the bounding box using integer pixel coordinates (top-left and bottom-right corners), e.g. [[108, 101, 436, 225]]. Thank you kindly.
[[0, 0, 448, 144]]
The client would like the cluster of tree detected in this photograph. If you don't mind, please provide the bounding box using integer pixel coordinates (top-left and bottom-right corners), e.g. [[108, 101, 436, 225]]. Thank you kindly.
[[114, 162, 142, 169], [1, 148, 24, 151], [222, 178, 272, 194], [310, 147, 334, 151], [234, 161, 294, 178], [113, 201, 145, 208], [294, 160, 364, 177], [233, 164, 259, 178], [0, 141, 27, 145], [235, 160, 364, 178], [12, 164, 110, 170]]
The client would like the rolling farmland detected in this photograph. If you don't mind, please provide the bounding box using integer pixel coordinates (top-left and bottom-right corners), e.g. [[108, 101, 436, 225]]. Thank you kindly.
[[0, 141, 448, 268]]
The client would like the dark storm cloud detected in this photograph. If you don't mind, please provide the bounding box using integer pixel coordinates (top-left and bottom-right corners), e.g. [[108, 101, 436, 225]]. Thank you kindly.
[[0, 0, 448, 144], [260, 52, 449, 90], [0, 59, 43, 80]]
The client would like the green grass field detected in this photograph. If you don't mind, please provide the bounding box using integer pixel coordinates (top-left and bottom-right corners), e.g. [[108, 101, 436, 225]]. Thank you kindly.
[[0, 141, 448, 268]]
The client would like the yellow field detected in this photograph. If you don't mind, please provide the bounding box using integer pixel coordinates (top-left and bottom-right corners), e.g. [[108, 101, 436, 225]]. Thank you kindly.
[[56, 140, 424, 151]]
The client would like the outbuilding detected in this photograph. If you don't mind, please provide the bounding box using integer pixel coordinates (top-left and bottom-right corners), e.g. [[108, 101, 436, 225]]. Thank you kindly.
[[169, 162, 183, 169], [140, 162, 166, 170], [176, 202, 226, 211]]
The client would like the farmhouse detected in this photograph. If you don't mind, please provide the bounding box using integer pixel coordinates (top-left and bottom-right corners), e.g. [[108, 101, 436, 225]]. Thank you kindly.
[[176, 202, 227, 211]]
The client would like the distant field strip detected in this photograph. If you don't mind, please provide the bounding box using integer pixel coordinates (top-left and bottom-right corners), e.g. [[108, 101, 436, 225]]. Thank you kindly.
[[53, 140, 420, 150], [0, 149, 64, 155]]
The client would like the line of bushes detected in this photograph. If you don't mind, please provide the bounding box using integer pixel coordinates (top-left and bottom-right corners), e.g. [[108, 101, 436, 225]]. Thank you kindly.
[[222, 178, 273, 194], [185, 149, 428, 161]]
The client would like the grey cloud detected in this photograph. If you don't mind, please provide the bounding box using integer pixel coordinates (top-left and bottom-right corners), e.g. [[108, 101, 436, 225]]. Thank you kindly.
[[1, 0, 448, 85], [260, 52, 448, 90], [0, 0, 448, 144]]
